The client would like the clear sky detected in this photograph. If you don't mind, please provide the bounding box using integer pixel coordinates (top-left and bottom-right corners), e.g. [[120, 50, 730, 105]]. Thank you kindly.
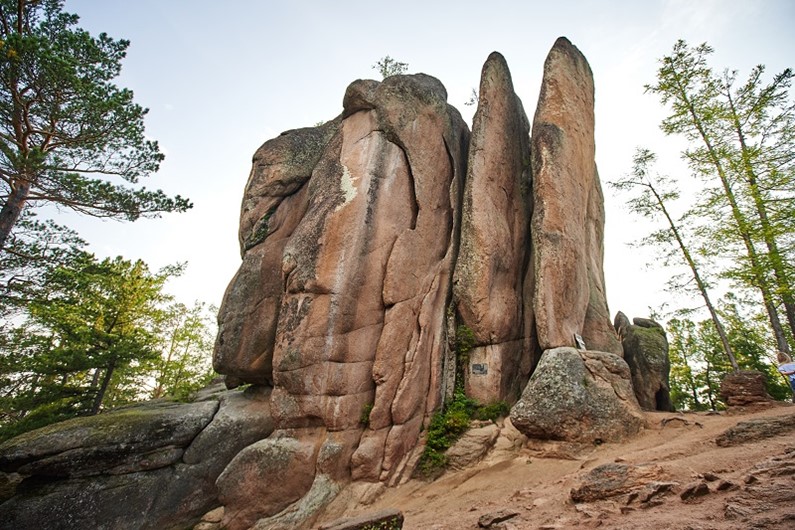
[[60, 0, 795, 323]]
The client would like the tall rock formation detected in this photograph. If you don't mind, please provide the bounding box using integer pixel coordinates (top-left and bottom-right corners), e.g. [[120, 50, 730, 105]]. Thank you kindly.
[[531, 38, 622, 356], [453, 51, 535, 404], [215, 73, 469, 530]]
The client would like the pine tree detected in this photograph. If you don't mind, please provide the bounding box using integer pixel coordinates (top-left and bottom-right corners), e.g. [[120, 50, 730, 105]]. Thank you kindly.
[[0, 0, 191, 251]]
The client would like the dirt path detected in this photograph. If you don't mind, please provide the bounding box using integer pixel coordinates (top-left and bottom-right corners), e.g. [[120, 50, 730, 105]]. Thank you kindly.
[[328, 404, 795, 529]]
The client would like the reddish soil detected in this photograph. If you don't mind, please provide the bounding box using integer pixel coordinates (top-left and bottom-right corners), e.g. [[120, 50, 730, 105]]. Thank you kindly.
[[327, 404, 795, 529]]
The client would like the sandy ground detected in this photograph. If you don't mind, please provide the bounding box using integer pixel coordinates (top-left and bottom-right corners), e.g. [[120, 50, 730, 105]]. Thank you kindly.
[[326, 403, 795, 529]]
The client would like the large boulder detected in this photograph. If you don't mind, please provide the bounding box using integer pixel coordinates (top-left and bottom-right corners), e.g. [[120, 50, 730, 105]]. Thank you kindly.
[[510, 347, 645, 443], [0, 389, 274, 530], [453, 51, 534, 404], [719, 370, 774, 407], [614, 312, 673, 411], [531, 38, 622, 356]]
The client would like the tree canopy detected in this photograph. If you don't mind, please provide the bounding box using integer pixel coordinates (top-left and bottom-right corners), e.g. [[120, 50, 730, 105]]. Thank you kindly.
[[0, 252, 215, 441], [0, 0, 191, 251], [645, 40, 795, 355], [615, 40, 795, 408]]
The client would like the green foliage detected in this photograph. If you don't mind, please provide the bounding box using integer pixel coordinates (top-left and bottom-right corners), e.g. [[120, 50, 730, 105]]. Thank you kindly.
[[372, 55, 408, 79], [644, 39, 795, 355], [360, 402, 373, 426], [416, 391, 508, 478], [149, 301, 217, 401], [452, 324, 476, 394], [455, 325, 476, 355], [611, 148, 739, 370], [0, 252, 217, 441], [667, 297, 791, 411], [473, 400, 510, 421], [0, 211, 86, 321], [0, 0, 191, 251]]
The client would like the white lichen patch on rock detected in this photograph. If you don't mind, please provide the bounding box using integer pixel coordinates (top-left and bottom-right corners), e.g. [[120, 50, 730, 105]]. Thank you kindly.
[[336, 164, 358, 211]]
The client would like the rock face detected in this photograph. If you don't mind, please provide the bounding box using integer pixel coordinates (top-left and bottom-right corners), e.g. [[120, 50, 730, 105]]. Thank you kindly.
[[614, 312, 673, 411], [510, 347, 645, 443], [453, 51, 534, 404], [0, 388, 274, 530], [531, 38, 622, 356], [214, 72, 469, 530]]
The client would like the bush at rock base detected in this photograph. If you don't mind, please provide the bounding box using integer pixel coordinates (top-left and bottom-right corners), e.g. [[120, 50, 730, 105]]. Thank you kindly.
[[416, 392, 508, 478]]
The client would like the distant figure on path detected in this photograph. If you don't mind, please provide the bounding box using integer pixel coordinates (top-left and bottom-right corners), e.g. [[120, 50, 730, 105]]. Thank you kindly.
[[776, 351, 795, 403]]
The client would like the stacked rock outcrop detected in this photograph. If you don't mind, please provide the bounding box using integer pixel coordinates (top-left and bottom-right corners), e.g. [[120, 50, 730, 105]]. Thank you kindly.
[[0, 385, 273, 529], [211, 36, 632, 528], [614, 312, 674, 411], [0, 37, 657, 530]]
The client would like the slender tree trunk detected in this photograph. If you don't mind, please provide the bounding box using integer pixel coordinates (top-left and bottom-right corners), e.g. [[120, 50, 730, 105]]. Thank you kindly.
[[0, 180, 30, 252], [671, 71, 791, 354], [90, 366, 101, 390], [678, 345, 701, 409], [91, 358, 116, 415], [727, 92, 795, 341], [649, 184, 739, 370]]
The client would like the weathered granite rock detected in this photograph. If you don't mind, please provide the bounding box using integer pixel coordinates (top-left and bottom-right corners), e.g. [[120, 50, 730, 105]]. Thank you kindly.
[[679, 480, 710, 502], [715, 412, 795, 446], [614, 312, 673, 411], [218, 432, 320, 530], [531, 37, 622, 356], [723, 447, 795, 525], [215, 122, 340, 386], [453, 51, 534, 404], [719, 370, 774, 407], [570, 462, 669, 502], [0, 400, 218, 477], [0, 390, 274, 530], [444, 422, 500, 470], [510, 347, 645, 443], [215, 72, 469, 527]]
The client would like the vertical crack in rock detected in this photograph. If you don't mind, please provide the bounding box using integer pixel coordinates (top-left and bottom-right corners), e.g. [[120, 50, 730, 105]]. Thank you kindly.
[[392, 140, 419, 230]]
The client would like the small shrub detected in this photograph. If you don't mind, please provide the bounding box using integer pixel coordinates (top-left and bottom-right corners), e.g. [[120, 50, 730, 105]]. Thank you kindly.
[[416, 392, 509, 478], [455, 325, 476, 355], [473, 401, 510, 421], [360, 403, 374, 426]]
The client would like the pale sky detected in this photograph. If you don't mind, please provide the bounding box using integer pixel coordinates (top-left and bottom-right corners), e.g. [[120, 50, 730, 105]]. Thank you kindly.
[[59, 0, 795, 324]]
